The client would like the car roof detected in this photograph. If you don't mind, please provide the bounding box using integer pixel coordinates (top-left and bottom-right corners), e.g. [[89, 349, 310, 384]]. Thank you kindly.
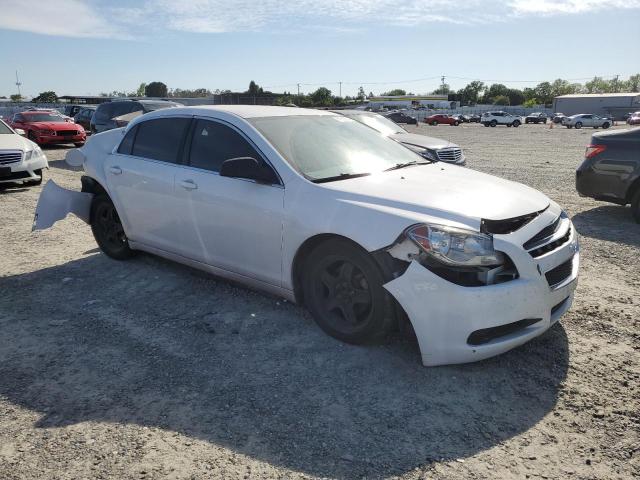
[[151, 105, 336, 119]]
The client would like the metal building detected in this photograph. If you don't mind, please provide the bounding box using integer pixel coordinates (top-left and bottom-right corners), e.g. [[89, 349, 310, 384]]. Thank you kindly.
[[553, 93, 640, 120]]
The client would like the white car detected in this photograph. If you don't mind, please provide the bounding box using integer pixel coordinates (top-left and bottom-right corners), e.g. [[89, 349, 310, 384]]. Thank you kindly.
[[0, 119, 48, 185], [562, 114, 612, 129], [481, 111, 522, 127], [33, 106, 579, 367]]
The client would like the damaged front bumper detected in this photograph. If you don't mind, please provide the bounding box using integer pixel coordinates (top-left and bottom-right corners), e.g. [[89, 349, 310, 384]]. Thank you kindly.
[[32, 180, 93, 231], [384, 212, 579, 367]]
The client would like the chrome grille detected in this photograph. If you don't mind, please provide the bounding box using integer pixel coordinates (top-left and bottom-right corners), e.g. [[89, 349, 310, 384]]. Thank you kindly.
[[436, 147, 463, 163], [0, 150, 23, 165]]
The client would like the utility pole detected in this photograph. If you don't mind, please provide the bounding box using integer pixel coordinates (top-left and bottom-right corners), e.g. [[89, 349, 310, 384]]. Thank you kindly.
[[339, 81, 342, 98], [613, 74, 619, 93], [297, 83, 300, 97], [441, 75, 446, 93], [15, 71, 22, 96]]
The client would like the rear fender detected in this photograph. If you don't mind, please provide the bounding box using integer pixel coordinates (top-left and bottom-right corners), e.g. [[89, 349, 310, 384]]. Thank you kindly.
[[32, 180, 93, 231]]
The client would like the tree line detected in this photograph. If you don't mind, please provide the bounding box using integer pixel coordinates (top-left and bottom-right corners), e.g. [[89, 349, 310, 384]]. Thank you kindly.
[[8, 74, 639, 107]]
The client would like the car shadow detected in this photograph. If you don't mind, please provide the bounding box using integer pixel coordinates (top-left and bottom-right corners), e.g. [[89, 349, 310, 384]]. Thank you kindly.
[[572, 205, 640, 248], [0, 253, 569, 478]]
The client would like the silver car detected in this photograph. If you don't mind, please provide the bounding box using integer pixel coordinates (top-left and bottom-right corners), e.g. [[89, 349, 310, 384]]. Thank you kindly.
[[562, 114, 612, 129], [333, 110, 465, 165]]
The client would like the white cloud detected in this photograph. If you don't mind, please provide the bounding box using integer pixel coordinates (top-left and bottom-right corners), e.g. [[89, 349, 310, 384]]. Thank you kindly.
[[0, 0, 638, 38], [0, 0, 129, 39]]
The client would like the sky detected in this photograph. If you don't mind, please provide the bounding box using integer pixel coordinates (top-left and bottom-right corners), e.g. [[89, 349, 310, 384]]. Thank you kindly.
[[1, 0, 639, 98]]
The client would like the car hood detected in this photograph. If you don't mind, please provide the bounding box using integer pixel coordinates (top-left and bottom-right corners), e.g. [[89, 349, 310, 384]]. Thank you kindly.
[[321, 163, 550, 225], [389, 132, 457, 150], [0, 133, 36, 151], [29, 121, 79, 130]]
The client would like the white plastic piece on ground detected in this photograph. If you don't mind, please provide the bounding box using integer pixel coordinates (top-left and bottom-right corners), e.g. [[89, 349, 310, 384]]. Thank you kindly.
[[32, 180, 94, 231], [65, 148, 86, 167]]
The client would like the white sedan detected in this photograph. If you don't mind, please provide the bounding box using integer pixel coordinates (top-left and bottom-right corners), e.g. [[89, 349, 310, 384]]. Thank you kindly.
[[34, 106, 579, 366], [0, 119, 48, 185], [562, 114, 612, 129]]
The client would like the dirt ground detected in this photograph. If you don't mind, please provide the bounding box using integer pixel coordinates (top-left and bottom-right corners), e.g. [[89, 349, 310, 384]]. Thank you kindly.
[[1, 121, 638, 480]]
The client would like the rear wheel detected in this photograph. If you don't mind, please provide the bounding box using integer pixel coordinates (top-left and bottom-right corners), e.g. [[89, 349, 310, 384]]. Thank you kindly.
[[575, 122, 583, 129], [453, 121, 460, 126], [602, 122, 610, 129], [431, 121, 438, 126], [302, 239, 396, 344], [513, 120, 521, 127], [490, 120, 497, 127], [74, 142, 85, 147], [90, 194, 134, 260]]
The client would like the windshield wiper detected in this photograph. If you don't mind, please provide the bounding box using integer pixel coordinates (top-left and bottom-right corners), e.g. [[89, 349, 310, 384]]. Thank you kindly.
[[384, 160, 431, 171], [312, 172, 371, 183]]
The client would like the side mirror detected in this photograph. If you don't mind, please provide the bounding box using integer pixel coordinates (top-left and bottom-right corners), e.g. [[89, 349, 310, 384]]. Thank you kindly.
[[15, 128, 26, 136], [219, 157, 279, 185]]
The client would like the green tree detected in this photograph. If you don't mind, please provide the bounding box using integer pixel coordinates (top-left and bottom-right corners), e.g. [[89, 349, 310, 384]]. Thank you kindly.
[[506, 88, 525, 106], [493, 95, 510, 106], [458, 81, 485, 105], [584, 76, 611, 94], [533, 82, 553, 104], [523, 98, 538, 108], [145, 81, 168, 97], [627, 74, 640, 92], [357, 86, 366, 101], [432, 83, 451, 95], [483, 83, 509, 103], [33, 91, 58, 103], [382, 89, 406, 96], [247, 80, 264, 95], [310, 87, 332, 106], [136, 83, 147, 97], [550, 78, 580, 98], [10, 94, 22, 102]]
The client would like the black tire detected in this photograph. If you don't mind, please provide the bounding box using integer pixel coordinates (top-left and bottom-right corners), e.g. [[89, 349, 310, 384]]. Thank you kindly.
[[453, 121, 460, 126], [507, 124, 512, 127], [431, 121, 438, 126], [525, 119, 530, 124], [631, 188, 640, 224], [513, 120, 521, 127], [74, 142, 85, 147], [27, 131, 40, 145], [25, 168, 43, 186], [602, 122, 610, 129], [490, 120, 497, 127], [483, 123, 489, 127], [90, 194, 134, 260], [575, 122, 582, 129], [567, 125, 573, 129], [543, 119, 547, 124], [302, 238, 396, 344]]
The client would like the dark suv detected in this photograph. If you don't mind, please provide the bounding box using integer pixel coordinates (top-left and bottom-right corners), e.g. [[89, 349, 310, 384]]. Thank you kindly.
[[576, 127, 640, 222], [90, 100, 182, 133]]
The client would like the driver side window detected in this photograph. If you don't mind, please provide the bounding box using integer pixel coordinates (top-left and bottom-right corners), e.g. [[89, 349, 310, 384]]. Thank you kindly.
[[188, 120, 263, 173]]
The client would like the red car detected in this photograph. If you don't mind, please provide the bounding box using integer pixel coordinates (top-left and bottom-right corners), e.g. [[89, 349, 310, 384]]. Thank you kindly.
[[424, 114, 460, 126], [10, 110, 86, 147]]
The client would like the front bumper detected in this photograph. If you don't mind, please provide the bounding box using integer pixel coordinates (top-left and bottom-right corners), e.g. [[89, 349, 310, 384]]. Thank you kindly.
[[0, 155, 48, 184], [384, 208, 579, 366], [35, 133, 86, 144]]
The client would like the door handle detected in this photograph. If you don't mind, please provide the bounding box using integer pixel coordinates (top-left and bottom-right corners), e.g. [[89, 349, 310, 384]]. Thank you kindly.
[[179, 179, 198, 190], [109, 166, 122, 175]]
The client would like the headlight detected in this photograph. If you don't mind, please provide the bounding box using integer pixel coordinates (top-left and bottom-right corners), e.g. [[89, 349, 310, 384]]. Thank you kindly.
[[24, 146, 43, 161], [406, 224, 505, 267]]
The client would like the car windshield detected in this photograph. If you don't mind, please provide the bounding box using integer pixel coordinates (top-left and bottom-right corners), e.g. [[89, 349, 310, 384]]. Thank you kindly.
[[0, 121, 13, 134], [343, 113, 405, 136], [249, 115, 424, 182], [142, 102, 179, 112], [24, 113, 65, 122]]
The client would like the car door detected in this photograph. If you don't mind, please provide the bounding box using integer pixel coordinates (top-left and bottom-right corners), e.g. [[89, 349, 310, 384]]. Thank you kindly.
[[173, 118, 284, 286], [581, 115, 592, 127], [103, 116, 192, 253]]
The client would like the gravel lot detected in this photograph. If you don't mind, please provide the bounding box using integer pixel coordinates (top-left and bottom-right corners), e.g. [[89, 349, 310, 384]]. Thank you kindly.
[[1, 122, 638, 480]]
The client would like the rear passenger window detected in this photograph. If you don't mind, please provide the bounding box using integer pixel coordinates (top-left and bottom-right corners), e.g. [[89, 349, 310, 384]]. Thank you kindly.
[[131, 118, 190, 163], [117, 125, 138, 155], [188, 120, 262, 173]]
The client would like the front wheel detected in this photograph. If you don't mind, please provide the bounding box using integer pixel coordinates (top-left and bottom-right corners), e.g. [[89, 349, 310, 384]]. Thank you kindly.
[[490, 120, 497, 127], [575, 122, 583, 129], [513, 120, 520, 127], [431, 121, 438, 126], [453, 121, 460, 126], [74, 142, 85, 147], [90, 194, 135, 260], [602, 122, 610, 129], [302, 239, 396, 344]]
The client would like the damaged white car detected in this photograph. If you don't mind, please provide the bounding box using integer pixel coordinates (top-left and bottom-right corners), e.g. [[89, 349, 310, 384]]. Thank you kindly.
[[34, 106, 579, 366]]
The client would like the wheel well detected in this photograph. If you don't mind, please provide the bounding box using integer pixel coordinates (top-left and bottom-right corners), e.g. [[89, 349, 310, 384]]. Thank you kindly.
[[81, 175, 108, 197]]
